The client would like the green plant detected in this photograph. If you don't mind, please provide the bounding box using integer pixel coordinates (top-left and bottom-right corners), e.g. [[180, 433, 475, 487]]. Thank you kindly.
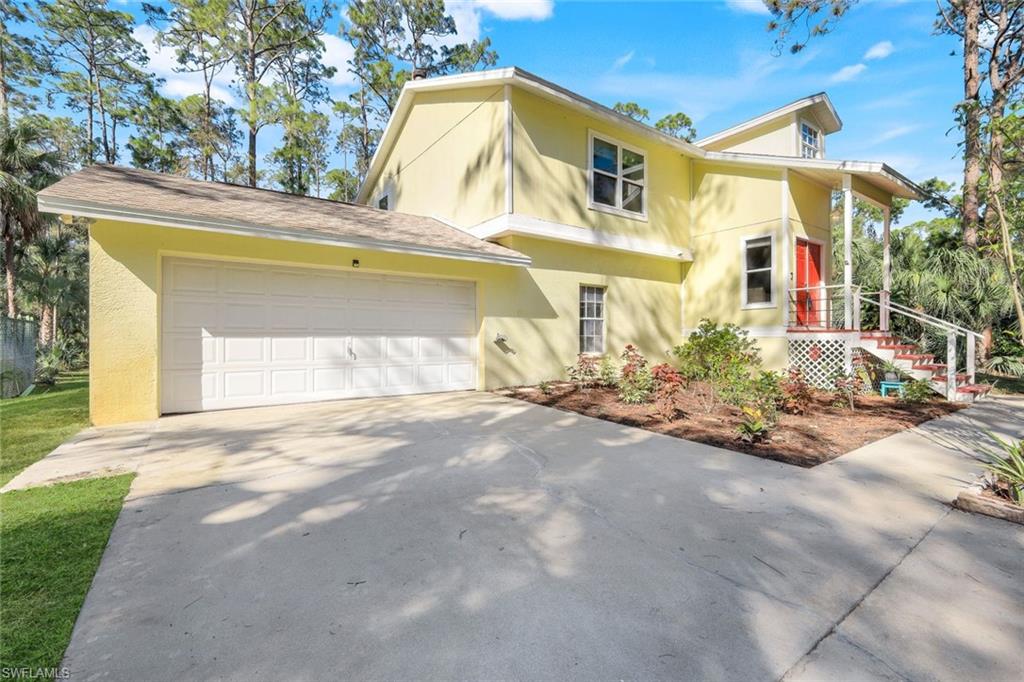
[[538, 380, 553, 395], [672, 320, 760, 413], [598, 354, 620, 387], [901, 379, 934, 404], [980, 434, 1024, 505], [736, 405, 771, 444], [566, 354, 600, 390], [984, 354, 1024, 378], [779, 368, 813, 415], [618, 344, 654, 404], [651, 363, 684, 422], [831, 370, 864, 411], [880, 360, 902, 380], [34, 346, 61, 385]]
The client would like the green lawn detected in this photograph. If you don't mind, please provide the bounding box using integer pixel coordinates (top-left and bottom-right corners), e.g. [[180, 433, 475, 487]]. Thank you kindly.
[[978, 372, 1024, 396], [0, 474, 134, 673], [0, 372, 89, 487]]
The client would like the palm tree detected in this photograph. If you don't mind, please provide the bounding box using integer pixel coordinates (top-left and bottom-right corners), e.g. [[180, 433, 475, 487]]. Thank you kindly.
[[1, 116, 60, 317], [20, 230, 76, 347]]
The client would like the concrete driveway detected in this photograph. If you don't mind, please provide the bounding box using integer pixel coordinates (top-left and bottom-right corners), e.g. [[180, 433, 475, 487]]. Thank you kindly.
[[12, 392, 1023, 680]]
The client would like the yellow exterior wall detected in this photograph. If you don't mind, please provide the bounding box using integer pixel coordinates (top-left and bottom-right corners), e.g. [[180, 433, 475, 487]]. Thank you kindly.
[[88, 221, 683, 425], [366, 86, 506, 227], [684, 161, 784, 331], [704, 116, 796, 156], [510, 88, 691, 247]]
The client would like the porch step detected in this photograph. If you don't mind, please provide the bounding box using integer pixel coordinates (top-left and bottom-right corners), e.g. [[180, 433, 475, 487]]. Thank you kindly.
[[856, 329, 985, 403], [894, 353, 935, 364], [957, 384, 992, 395], [932, 373, 971, 384], [879, 344, 917, 351]]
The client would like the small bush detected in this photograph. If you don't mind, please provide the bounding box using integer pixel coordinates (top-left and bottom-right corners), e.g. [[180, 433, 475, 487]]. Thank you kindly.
[[672, 320, 760, 413], [651, 363, 685, 422], [831, 370, 864, 411], [34, 347, 61, 386], [901, 379, 933, 404], [538, 381, 553, 395], [598, 355, 620, 387], [566, 354, 600, 390], [779, 368, 813, 415], [618, 344, 654, 404], [736, 405, 771, 444], [981, 434, 1024, 505]]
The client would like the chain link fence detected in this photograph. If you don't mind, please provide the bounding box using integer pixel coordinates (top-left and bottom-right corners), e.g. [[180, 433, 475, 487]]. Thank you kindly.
[[1, 316, 38, 398]]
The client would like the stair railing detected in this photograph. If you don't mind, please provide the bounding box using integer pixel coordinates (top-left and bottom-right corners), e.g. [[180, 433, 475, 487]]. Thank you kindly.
[[856, 292, 983, 400], [788, 284, 862, 331]]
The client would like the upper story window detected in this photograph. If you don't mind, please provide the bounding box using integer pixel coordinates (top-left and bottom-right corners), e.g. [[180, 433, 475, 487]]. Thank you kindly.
[[742, 235, 774, 308], [589, 132, 646, 219], [800, 122, 822, 159]]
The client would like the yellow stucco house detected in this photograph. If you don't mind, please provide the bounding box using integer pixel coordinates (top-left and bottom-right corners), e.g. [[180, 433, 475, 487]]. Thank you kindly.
[[39, 67, 930, 426]]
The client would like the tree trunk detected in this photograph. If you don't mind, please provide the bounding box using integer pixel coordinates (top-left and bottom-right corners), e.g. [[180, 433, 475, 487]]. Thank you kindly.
[[39, 305, 53, 347], [961, 0, 982, 247], [0, 34, 8, 121], [993, 194, 1024, 345], [246, 24, 258, 187], [4, 233, 17, 318]]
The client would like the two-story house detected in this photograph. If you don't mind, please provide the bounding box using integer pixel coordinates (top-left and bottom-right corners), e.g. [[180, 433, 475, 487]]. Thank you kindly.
[[39, 67, 927, 425]]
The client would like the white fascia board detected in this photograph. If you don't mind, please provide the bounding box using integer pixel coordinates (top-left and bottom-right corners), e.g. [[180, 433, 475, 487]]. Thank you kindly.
[[469, 214, 693, 262], [37, 195, 533, 268], [695, 93, 842, 147]]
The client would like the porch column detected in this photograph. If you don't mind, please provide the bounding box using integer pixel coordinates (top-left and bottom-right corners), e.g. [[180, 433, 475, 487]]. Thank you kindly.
[[881, 205, 892, 332], [842, 174, 853, 329]]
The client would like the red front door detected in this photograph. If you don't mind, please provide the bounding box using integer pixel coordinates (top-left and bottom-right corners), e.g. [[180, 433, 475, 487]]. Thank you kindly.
[[795, 239, 823, 326]]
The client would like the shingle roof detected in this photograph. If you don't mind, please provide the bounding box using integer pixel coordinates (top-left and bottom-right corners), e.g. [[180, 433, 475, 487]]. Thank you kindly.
[[37, 165, 529, 266]]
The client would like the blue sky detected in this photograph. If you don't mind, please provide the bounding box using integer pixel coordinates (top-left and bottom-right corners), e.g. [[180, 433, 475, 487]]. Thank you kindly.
[[33, 1, 962, 226]]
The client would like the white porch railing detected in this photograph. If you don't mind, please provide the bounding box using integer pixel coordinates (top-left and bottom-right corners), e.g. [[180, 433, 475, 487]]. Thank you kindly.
[[787, 285, 983, 400]]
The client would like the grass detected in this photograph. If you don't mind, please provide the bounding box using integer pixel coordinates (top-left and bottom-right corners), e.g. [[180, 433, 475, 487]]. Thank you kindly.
[[0, 371, 89, 487], [978, 372, 1024, 396], [0, 474, 134, 673]]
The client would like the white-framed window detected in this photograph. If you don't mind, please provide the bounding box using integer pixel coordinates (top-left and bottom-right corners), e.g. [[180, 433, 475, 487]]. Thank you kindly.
[[579, 285, 606, 353], [588, 131, 646, 219], [800, 122, 822, 159], [741, 235, 775, 308], [377, 194, 390, 210]]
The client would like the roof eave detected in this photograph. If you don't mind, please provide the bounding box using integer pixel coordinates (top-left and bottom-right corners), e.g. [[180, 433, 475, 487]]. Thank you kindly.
[[694, 93, 842, 148], [36, 194, 532, 267]]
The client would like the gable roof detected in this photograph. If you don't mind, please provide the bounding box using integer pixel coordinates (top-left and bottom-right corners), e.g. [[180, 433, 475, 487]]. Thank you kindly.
[[694, 93, 842, 148], [357, 67, 920, 205], [37, 165, 530, 267]]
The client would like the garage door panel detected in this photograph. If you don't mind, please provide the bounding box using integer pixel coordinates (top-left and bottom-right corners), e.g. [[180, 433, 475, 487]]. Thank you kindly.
[[161, 258, 477, 413], [224, 337, 264, 364], [271, 337, 308, 362]]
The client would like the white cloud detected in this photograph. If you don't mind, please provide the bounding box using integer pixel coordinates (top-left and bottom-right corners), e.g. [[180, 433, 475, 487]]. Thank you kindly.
[[725, 0, 770, 15], [829, 63, 867, 83], [446, 1, 554, 42], [474, 1, 554, 21], [864, 40, 894, 60], [611, 50, 635, 71], [875, 124, 919, 143], [133, 25, 236, 104], [320, 34, 356, 87]]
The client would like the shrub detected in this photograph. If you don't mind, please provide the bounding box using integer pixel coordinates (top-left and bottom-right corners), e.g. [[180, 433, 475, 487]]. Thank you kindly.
[[736, 405, 771, 444], [618, 344, 654, 404], [651, 363, 684, 421], [779, 368, 813, 415], [831, 370, 864, 411], [566, 354, 599, 390], [538, 380, 553, 395], [672, 320, 760, 413], [34, 347, 61, 386], [981, 434, 1024, 505], [598, 354, 620, 387], [901, 379, 933, 404]]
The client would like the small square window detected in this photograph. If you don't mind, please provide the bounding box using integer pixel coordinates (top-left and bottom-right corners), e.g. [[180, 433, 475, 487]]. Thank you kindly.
[[377, 195, 389, 210], [579, 285, 605, 353], [589, 134, 646, 217]]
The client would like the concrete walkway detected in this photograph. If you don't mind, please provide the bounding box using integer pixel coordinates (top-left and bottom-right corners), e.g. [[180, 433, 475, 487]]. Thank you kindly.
[[7, 392, 1023, 680]]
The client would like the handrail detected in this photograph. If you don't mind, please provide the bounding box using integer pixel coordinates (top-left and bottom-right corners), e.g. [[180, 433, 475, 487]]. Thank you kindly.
[[857, 293, 983, 339]]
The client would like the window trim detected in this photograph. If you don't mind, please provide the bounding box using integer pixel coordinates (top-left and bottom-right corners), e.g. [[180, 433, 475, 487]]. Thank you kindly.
[[740, 233, 776, 310], [587, 130, 648, 221], [579, 284, 607, 354], [799, 120, 823, 159]]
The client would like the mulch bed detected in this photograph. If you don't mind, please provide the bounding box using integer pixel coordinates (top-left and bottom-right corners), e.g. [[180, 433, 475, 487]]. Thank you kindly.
[[497, 381, 963, 467]]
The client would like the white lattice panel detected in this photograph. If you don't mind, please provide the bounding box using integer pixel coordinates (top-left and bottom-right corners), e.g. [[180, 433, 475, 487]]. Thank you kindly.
[[789, 337, 851, 388]]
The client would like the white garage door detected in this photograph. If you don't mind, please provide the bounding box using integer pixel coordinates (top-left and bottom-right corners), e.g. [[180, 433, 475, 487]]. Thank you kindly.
[[160, 258, 478, 413]]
